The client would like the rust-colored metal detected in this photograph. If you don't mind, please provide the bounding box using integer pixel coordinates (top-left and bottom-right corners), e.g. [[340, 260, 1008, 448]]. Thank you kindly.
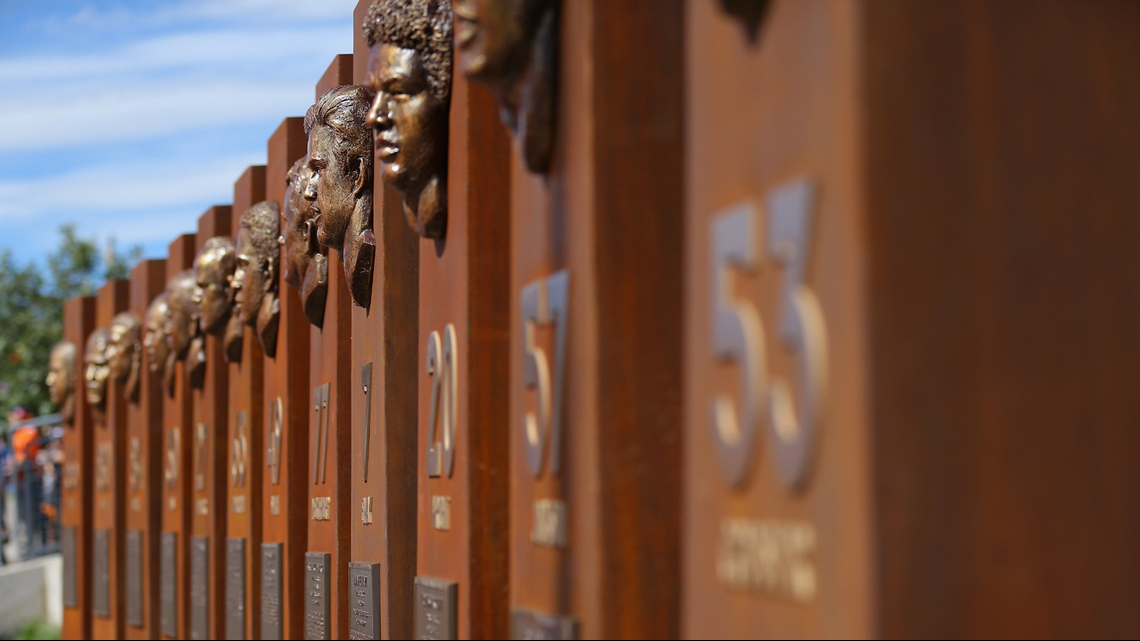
[[410, 53, 512, 640], [90, 280, 131, 640], [498, 1, 686, 638], [123, 260, 167, 639], [159, 235, 197, 640], [225, 166, 267, 639], [349, 2, 420, 635], [264, 116, 313, 640], [62, 296, 96, 640], [304, 55, 356, 641], [191, 207, 232, 640]]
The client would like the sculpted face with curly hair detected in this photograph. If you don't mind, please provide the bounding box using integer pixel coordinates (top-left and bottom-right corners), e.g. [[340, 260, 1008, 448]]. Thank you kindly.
[[233, 200, 282, 355], [363, 0, 453, 239]]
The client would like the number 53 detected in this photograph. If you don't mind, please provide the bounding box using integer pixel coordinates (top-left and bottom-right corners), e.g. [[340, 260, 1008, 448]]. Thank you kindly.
[[710, 177, 828, 491]]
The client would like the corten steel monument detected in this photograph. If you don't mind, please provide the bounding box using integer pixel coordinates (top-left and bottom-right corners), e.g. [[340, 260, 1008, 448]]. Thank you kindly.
[[367, 1, 513, 638], [456, 0, 686, 637], [123, 260, 166, 639], [297, 54, 357, 641], [54, 2, 1140, 640]]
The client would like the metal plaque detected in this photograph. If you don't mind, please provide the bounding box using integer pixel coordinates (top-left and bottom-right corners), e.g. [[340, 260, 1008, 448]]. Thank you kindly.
[[62, 526, 77, 608], [190, 536, 209, 640], [414, 576, 458, 640], [348, 562, 381, 640], [226, 538, 246, 639], [92, 528, 110, 618], [260, 543, 283, 640], [161, 532, 178, 637], [511, 608, 579, 640], [126, 530, 143, 627], [304, 551, 331, 640]]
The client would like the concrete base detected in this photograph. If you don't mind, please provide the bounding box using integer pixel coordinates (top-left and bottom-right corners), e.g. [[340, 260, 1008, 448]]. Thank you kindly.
[[0, 553, 61, 636]]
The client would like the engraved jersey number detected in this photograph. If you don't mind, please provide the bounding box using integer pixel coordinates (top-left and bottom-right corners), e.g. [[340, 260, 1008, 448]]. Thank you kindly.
[[312, 384, 330, 485], [128, 437, 143, 492], [709, 177, 828, 490], [95, 442, 112, 492], [267, 398, 282, 485], [231, 411, 247, 487], [165, 428, 179, 488], [426, 324, 457, 478], [194, 423, 207, 491], [521, 270, 570, 478]]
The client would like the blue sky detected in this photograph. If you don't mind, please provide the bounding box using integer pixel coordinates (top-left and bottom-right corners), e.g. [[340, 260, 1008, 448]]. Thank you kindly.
[[0, 0, 359, 264]]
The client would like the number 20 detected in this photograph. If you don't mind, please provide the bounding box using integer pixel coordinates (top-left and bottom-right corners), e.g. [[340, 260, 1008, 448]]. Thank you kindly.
[[710, 177, 828, 490]]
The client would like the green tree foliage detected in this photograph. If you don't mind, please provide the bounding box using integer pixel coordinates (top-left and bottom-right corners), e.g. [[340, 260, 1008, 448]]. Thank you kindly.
[[0, 225, 142, 418]]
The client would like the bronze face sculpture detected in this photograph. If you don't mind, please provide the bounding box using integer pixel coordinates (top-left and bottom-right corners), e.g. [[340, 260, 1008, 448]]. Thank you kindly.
[[363, 0, 452, 239], [46, 341, 77, 424], [282, 156, 329, 328], [453, 0, 557, 173], [84, 328, 111, 419], [145, 293, 176, 396], [107, 311, 142, 403], [234, 201, 281, 356], [719, 0, 770, 42], [304, 85, 377, 308], [166, 269, 206, 389], [194, 236, 243, 363]]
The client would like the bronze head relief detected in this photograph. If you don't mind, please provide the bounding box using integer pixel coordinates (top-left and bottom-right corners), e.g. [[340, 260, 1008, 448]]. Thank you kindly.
[[145, 293, 176, 396], [194, 236, 243, 363], [46, 340, 77, 424], [107, 311, 142, 403], [282, 156, 329, 328], [304, 85, 377, 308], [234, 201, 281, 356], [166, 269, 206, 389], [363, 0, 453, 239], [453, 0, 557, 173], [84, 328, 111, 420]]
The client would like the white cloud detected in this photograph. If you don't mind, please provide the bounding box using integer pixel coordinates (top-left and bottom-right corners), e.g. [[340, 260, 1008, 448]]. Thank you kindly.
[[0, 26, 349, 85], [0, 77, 313, 151], [0, 0, 361, 261], [31, 0, 358, 36], [0, 151, 263, 220]]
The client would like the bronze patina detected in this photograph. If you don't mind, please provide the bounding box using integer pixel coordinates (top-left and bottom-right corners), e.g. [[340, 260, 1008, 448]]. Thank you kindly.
[[282, 156, 329, 327], [145, 293, 176, 396], [166, 270, 206, 389], [46, 340, 77, 424], [107, 311, 142, 403], [304, 85, 377, 308], [235, 201, 282, 356], [84, 327, 111, 420], [194, 236, 243, 363], [453, 0, 557, 173], [363, 0, 453, 239]]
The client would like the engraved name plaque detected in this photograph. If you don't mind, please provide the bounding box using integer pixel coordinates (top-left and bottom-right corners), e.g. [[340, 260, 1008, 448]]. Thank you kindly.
[[348, 562, 380, 640], [92, 528, 110, 617], [511, 608, 579, 640], [414, 576, 458, 640], [190, 536, 209, 640], [226, 538, 246, 639], [304, 552, 331, 640], [126, 530, 143, 627], [260, 543, 283, 640], [161, 532, 178, 637], [62, 526, 77, 608]]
